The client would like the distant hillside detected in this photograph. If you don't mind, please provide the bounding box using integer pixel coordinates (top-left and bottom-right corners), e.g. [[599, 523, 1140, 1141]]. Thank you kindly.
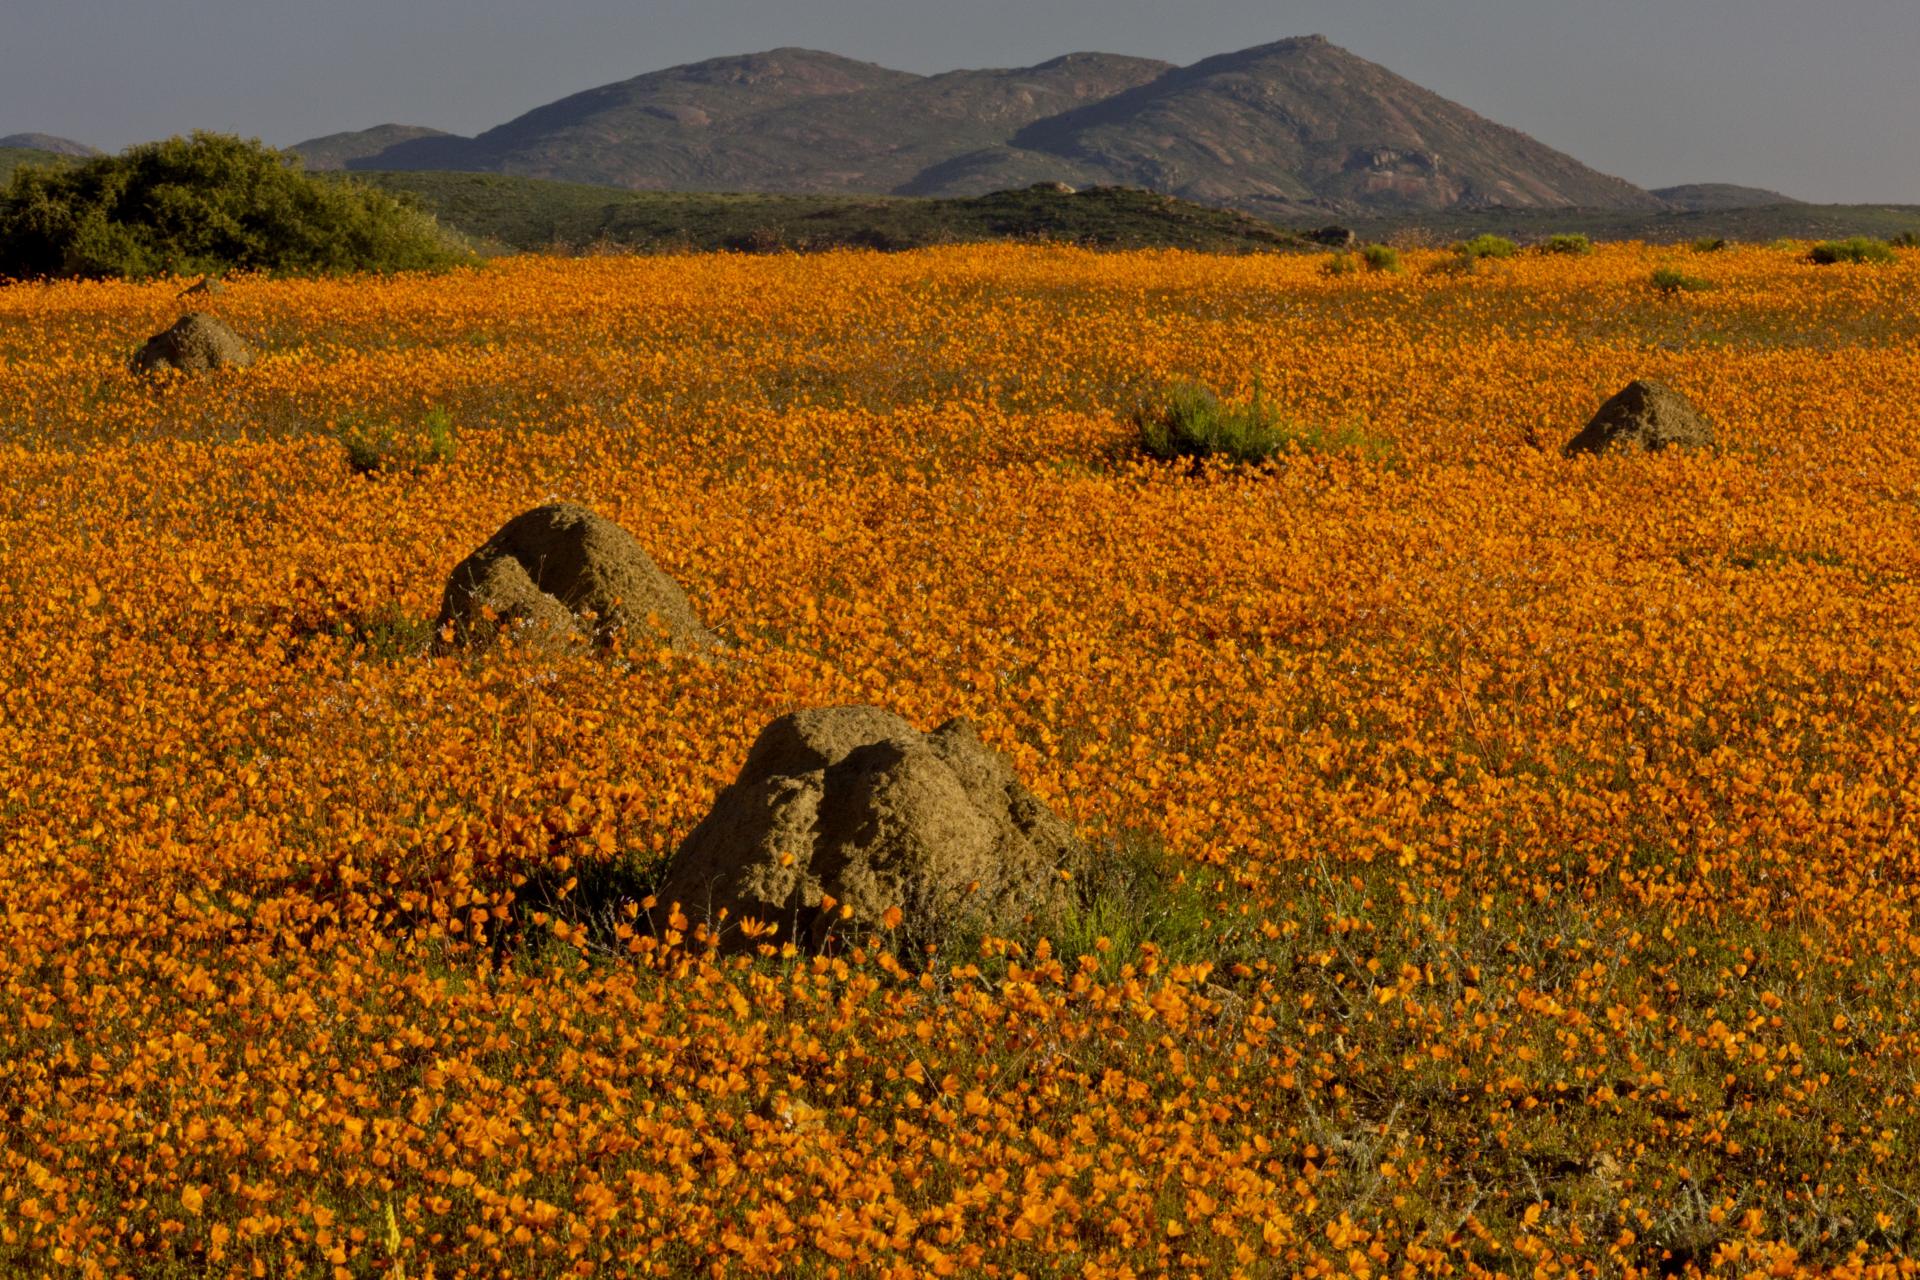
[[354, 170, 1306, 254], [952, 37, 1663, 218], [333, 39, 1662, 217], [0, 133, 99, 157], [292, 124, 454, 170], [1655, 183, 1802, 212]]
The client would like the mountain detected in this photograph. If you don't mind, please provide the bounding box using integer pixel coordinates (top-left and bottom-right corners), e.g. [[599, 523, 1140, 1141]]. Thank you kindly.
[[1654, 183, 1801, 212], [338, 38, 1663, 216], [950, 37, 1662, 216], [292, 124, 454, 170], [0, 133, 99, 157]]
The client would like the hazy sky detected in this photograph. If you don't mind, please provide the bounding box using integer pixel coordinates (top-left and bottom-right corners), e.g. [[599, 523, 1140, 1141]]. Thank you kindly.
[[4, 0, 1917, 201]]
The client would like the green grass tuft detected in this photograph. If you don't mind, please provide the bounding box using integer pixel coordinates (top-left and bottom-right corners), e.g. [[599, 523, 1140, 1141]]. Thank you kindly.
[[1808, 236, 1898, 265], [340, 405, 458, 476], [1540, 233, 1593, 255], [1650, 266, 1715, 294]]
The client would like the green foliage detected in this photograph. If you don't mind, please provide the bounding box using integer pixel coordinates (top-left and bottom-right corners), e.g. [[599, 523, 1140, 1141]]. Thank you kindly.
[[340, 406, 458, 476], [1454, 233, 1518, 262], [1808, 236, 1898, 265], [1893, 231, 1919, 249], [1689, 236, 1729, 253], [0, 132, 471, 281], [1135, 382, 1289, 464], [1321, 252, 1355, 277], [1650, 266, 1714, 294], [1360, 243, 1402, 273], [1135, 382, 1395, 467], [1539, 233, 1592, 255]]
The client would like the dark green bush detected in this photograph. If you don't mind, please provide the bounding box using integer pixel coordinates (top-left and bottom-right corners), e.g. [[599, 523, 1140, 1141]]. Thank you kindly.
[[1540, 233, 1593, 256], [341, 406, 458, 476], [1135, 382, 1395, 467], [1690, 237, 1729, 253], [1892, 231, 1918, 249], [1361, 243, 1402, 273], [1808, 236, 1897, 265], [1455, 233, 1518, 262], [1650, 266, 1714, 294], [0, 132, 471, 281]]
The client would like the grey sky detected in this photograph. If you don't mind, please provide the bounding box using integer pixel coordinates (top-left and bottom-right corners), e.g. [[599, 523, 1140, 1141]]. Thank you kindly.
[[4, 0, 1916, 201]]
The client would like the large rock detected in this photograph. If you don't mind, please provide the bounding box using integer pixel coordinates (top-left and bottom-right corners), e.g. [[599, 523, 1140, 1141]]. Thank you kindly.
[[658, 706, 1085, 950], [1564, 380, 1714, 456], [437, 503, 717, 650], [130, 313, 254, 374]]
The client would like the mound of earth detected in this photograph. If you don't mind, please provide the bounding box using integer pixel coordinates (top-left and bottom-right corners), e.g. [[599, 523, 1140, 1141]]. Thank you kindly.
[[437, 503, 718, 650], [129, 313, 255, 374], [658, 706, 1085, 950], [1564, 380, 1714, 456]]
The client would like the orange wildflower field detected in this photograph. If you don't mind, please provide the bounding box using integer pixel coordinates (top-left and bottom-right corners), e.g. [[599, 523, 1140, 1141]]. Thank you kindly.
[[4, 243, 1920, 1278]]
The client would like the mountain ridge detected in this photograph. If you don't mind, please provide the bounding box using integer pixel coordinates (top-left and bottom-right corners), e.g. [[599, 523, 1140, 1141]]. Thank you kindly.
[[305, 39, 1662, 217]]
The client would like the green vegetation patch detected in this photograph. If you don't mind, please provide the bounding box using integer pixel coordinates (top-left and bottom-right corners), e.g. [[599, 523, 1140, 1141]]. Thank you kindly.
[[1808, 236, 1898, 265], [0, 132, 471, 281]]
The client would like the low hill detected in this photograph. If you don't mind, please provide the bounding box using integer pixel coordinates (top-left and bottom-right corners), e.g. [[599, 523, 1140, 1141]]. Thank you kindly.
[[0, 132, 99, 156], [292, 124, 455, 170], [1655, 183, 1802, 212], [332, 38, 1662, 217], [1343, 202, 1920, 245], [353, 170, 1306, 253]]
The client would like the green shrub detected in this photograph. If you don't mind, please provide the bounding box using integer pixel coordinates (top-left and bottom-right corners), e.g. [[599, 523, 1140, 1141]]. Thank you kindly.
[[1892, 231, 1918, 249], [1320, 252, 1356, 277], [1455, 233, 1519, 262], [1540, 233, 1593, 255], [1690, 237, 1729, 253], [1360, 243, 1402, 273], [0, 132, 471, 281], [1135, 382, 1396, 467], [1650, 266, 1714, 294], [1808, 236, 1897, 265], [341, 406, 458, 475]]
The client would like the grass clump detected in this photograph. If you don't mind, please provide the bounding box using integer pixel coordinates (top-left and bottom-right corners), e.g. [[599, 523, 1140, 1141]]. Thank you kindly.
[[340, 406, 458, 475], [1540, 233, 1593, 255], [1808, 236, 1898, 265], [1135, 382, 1395, 467], [1135, 382, 1289, 464], [1360, 243, 1402, 273], [1650, 266, 1714, 294], [0, 132, 470, 281], [1690, 236, 1729, 253]]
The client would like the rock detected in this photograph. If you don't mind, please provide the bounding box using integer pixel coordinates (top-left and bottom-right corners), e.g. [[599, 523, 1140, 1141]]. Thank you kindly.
[[1564, 380, 1714, 456], [658, 706, 1085, 950], [129, 313, 254, 374], [1307, 225, 1357, 249], [437, 503, 718, 650], [1028, 181, 1077, 194]]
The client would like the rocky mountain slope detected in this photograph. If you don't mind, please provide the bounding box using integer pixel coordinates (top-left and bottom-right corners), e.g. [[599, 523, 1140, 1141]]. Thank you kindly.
[[316, 39, 1662, 216]]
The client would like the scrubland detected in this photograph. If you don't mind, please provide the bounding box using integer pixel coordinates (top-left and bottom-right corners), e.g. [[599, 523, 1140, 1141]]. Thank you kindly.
[[3, 243, 1920, 1277]]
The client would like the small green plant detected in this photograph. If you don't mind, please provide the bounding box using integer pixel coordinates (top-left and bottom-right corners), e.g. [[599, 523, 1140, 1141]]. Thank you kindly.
[[1540, 233, 1593, 255], [1135, 382, 1287, 464], [1134, 381, 1396, 468], [1650, 266, 1714, 294], [1690, 237, 1729, 253], [1360, 243, 1402, 273], [1455, 233, 1519, 262], [1892, 231, 1918, 249], [340, 405, 458, 475], [1808, 236, 1897, 265], [1320, 252, 1356, 277]]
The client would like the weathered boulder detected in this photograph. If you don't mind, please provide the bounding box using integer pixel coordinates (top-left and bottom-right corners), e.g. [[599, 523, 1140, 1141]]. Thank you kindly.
[[437, 503, 717, 650], [130, 312, 254, 374], [1564, 380, 1714, 456], [1307, 225, 1358, 249], [658, 706, 1085, 950]]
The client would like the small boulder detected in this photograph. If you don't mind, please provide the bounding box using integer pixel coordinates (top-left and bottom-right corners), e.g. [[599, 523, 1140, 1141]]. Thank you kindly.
[[437, 503, 717, 650], [658, 706, 1085, 950], [130, 313, 254, 374], [1564, 380, 1714, 456], [1307, 225, 1358, 249]]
